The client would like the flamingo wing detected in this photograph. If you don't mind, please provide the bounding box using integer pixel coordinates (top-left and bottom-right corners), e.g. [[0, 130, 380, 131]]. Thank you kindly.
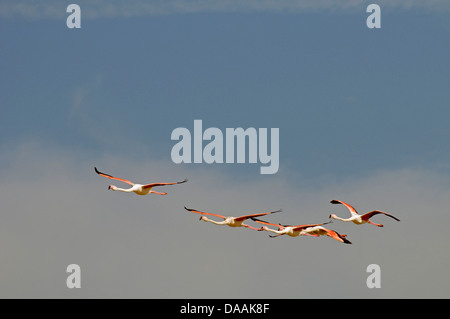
[[330, 199, 359, 217], [251, 218, 286, 229], [234, 209, 282, 222], [95, 167, 134, 186], [143, 178, 188, 189], [184, 207, 226, 219], [292, 222, 329, 232], [361, 210, 400, 222]]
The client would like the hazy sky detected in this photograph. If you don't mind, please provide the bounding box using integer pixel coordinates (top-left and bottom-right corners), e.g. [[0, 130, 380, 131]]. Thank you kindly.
[[1, 0, 450, 298]]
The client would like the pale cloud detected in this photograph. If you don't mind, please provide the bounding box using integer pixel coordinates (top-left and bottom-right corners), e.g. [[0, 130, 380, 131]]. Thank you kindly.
[[1, 0, 449, 19], [0, 140, 449, 298]]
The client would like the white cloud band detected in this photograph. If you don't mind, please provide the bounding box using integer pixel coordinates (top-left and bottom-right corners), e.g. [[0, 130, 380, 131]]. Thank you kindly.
[[1, 0, 449, 19]]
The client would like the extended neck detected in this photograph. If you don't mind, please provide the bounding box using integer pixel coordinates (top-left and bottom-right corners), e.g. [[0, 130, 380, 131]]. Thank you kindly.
[[203, 217, 226, 225], [331, 215, 350, 222], [263, 226, 284, 234], [111, 186, 134, 193]]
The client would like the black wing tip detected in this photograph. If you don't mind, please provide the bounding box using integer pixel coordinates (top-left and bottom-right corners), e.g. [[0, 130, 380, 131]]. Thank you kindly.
[[388, 213, 400, 221], [179, 178, 188, 184], [270, 209, 282, 214], [335, 231, 352, 244], [372, 210, 400, 222], [184, 206, 194, 212], [95, 167, 113, 178], [330, 200, 341, 204], [343, 237, 352, 244]]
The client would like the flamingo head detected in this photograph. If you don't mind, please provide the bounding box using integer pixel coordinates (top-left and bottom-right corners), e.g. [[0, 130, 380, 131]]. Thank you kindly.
[[329, 213, 337, 219], [262, 226, 269, 231], [108, 185, 117, 191], [199, 216, 207, 222]]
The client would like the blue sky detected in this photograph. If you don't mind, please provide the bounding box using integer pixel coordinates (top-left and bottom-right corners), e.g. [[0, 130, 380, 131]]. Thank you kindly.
[[2, 4, 450, 180], [1, 1, 450, 298]]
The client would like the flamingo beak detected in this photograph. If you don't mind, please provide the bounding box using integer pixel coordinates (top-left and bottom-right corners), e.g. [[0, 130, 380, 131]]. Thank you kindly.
[[108, 185, 111, 190], [199, 216, 202, 221]]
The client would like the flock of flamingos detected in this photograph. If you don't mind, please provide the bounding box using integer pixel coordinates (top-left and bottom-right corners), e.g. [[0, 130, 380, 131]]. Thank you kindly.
[[95, 167, 400, 244]]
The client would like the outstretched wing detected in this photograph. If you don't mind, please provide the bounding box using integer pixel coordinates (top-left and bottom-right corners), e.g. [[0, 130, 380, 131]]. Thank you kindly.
[[143, 178, 188, 189], [292, 222, 330, 232], [251, 217, 286, 230], [361, 210, 400, 222], [184, 207, 225, 219], [330, 199, 359, 217], [234, 209, 282, 222], [95, 167, 134, 186]]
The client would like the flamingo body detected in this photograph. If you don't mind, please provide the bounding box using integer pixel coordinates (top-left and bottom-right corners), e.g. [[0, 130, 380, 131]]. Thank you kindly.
[[262, 225, 303, 237], [108, 184, 160, 196]]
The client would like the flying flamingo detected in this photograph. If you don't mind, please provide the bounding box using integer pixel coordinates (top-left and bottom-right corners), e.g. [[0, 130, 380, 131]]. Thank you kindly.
[[184, 207, 281, 231], [251, 218, 351, 244], [95, 167, 187, 195], [329, 199, 400, 227]]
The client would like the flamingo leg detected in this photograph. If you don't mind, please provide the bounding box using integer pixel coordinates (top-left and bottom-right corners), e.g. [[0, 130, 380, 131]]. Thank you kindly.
[[368, 220, 383, 227], [151, 191, 167, 195], [243, 224, 264, 231]]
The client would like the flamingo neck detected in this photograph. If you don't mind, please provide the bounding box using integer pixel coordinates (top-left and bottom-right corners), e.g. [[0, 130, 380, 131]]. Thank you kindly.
[[331, 215, 350, 222], [263, 227, 284, 235], [204, 218, 227, 225], [112, 187, 134, 193]]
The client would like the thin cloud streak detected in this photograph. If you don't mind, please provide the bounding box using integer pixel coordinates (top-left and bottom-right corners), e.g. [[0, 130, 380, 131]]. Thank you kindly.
[[1, 0, 449, 20]]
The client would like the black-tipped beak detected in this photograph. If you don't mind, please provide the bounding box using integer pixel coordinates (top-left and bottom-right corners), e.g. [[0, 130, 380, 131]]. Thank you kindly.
[[108, 185, 111, 190], [199, 216, 202, 221]]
